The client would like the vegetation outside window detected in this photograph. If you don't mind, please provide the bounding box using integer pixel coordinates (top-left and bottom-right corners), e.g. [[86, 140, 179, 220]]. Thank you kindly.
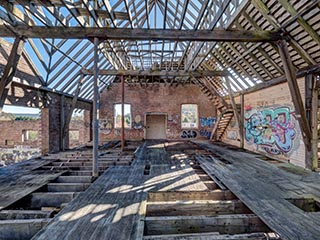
[[114, 104, 131, 128]]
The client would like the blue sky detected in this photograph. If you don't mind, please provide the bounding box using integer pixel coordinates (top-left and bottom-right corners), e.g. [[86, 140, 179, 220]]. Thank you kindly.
[[3, 105, 40, 114]]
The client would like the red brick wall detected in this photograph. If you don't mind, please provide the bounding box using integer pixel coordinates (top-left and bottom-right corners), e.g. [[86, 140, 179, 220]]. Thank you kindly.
[[0, 115, 91, 150], [0, 120, 40, 148], [69, 117, 91, 147], [99, 83, 216, 141]]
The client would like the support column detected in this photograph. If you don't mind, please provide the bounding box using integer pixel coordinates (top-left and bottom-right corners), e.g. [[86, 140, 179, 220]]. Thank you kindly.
[[277, 40, 312, 151], [278, 40, 314, 169], [309, 74, 318, 170], [40, 108, 50, 155], [92, 37, 99, 177], [60, 95, 66, 151], [240, 94, 244, 148], [121, 75, 125, 151]]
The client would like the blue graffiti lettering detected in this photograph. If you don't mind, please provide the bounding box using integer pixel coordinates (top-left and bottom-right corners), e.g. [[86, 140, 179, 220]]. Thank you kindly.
[[200, 117, 216, 127]]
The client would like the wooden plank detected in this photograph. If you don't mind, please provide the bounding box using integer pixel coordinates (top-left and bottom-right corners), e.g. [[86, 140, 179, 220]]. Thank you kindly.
[[0, 26, 284, 42], [195, 141, 320, 240], [144, 214, 269, 235], [147, 190, 236, 202], [0, 158, 63, 210], [146, 200, 250, 216], [144, 232, 280, 240]]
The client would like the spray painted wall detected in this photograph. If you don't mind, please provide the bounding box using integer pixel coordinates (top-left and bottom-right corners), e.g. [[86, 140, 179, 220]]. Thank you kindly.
[[222, 78, 306, 168], [99, 83, 216, 141]]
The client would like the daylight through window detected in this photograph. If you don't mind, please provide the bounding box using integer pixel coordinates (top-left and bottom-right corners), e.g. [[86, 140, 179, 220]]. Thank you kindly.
[[114, 104, 131, 128]]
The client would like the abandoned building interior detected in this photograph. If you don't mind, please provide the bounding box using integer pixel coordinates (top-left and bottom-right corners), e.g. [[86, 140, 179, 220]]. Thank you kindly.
[[0, 0, 320, 239]]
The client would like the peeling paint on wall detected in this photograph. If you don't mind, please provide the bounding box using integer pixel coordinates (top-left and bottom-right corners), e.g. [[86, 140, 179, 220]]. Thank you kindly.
[[99, 119, 113, 135], [132, 114, 143, 129], [227, 130, 238, 140]]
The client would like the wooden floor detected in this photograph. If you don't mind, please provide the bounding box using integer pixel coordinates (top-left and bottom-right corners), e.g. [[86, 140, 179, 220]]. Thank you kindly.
[[194, 140, 320, 240], [3, 140, 320, 239], [32, 141, 210, 240], [0, 158, 63, 210]]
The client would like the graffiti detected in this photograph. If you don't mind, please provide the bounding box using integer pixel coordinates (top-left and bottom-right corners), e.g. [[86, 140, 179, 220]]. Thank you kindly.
[[132, 114, 143, 129], [245, 106, 296, 154], [99, 119, 112, 135], [200, 117, 216, 127], [168, 114, 179, 126], [227, 130, 238, 140], [200, 129, 211, 139], [181, 130, 197, 139], [244, 104, 252, 111]]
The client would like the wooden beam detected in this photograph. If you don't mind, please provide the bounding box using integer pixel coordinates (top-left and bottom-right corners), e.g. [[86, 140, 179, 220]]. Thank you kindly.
[[0, 25, 284, 42], [144, 214, 268, 235], [92, 37, 99, 178], [147, 190, 236, 202], [308, 74, 318, 170], [230, 63, 320, 97], [61, 77, 84, 151], [240, 94, 244, 148], [278, 0, 320, 46], [0, 37, 24, 110], [277, 40, 312, 150], [121, 75, 125, 151], [82, 69, 229, 77]]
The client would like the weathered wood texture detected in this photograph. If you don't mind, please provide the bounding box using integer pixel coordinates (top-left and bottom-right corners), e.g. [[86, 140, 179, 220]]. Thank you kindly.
[[0, 26, 283, 42], [194, 141, 320, 240], [0, 158, 63, 210], [32, 140, 212, 240]]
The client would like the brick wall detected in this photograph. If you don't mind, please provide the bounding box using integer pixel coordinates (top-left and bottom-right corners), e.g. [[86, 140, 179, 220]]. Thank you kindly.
[[0, 115, 91, 151], [99, 83, 216, 141], [222, 78, 306, 168], [69, 116, 91, 147], [0, 119, 40, 148]]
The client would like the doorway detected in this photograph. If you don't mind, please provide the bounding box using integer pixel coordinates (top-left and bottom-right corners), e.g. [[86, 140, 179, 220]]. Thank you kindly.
[[145, 114, 166, 139]]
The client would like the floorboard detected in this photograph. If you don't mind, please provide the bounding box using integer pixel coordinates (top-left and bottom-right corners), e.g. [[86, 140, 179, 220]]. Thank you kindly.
[[194, 140, 320, 240]]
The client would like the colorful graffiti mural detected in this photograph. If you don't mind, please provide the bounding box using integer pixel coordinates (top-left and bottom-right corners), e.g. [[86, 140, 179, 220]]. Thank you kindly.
[[245, 106, 296, 155], [200, 117, 216, 127]]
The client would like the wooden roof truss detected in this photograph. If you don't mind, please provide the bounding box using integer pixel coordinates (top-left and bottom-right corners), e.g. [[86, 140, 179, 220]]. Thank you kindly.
[[0, 0, 319, 101]]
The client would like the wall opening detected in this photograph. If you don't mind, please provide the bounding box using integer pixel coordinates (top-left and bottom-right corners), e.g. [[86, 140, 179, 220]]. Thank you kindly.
[[69, 130, 80, 141], [287, 198, 320, 212], [22, 130, 38, 142], [0, 105, 41, 167], [114, 104, 131, 128]]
